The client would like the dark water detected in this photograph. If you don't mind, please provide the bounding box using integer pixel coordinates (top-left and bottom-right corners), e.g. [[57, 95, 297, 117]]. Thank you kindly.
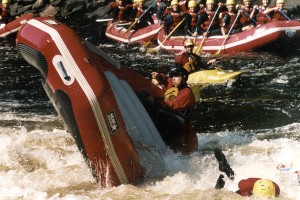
[[1, 28, 300, 136]]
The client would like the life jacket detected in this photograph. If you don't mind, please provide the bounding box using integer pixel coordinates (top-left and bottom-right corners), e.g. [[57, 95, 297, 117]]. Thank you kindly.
[[256, 5, 272, 25], [240, 6, 254, 24], [272, 9, 288, 21], [187, 10, 198, 28], [219, 11, 241, 33], [175, 52, 200, 73], [117, 6, 127, 21], [164, 87, 179, 101], [170, 10, 183, 29], [200, 9, 218, 31]]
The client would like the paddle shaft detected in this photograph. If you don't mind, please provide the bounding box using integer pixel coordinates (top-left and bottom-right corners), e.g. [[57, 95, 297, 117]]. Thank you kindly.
[[257, 7, 271, 19], [206, 5, 221, 34], [279, 9, 291, 20], [161, 18, 185, 45], [215, 12, 240, 55], [194, 5, 221, 54], [96, 18, 113, 22], [125, 0, 158, 34], [241, 9, 257, 23]]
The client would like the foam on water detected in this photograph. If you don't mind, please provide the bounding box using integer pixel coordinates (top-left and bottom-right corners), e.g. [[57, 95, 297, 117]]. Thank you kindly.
[[0, 112, 300, 199]]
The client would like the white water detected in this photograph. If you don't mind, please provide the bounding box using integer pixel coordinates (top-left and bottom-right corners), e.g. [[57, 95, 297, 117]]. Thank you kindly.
[[0, 111, 299, 200]]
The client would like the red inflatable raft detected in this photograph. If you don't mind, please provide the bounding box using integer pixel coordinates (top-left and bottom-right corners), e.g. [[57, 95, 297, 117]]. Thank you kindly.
[[105, 17, 161, 44], [0, 13, 34, 38], [16, 17, 198, 187], [156, 20, 300, 54]]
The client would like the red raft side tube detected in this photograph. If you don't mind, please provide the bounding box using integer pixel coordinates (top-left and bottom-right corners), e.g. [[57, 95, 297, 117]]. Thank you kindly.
[[16, 17, 147, 187], [0, 13, 34, 37]]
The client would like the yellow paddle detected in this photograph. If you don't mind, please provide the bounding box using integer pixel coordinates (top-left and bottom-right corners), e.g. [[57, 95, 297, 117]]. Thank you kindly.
[[214, 12, 240, 56], [193, 5, 221, 55], [147, 18, 185, 53]]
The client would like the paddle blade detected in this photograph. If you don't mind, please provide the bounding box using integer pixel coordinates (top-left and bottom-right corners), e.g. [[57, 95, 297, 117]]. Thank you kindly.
[[214, 45, 223, 56], [146, 46, 161, 54], [193, 38, 205, 55]]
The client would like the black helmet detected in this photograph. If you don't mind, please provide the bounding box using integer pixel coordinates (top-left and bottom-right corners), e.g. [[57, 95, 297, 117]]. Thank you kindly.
[[169, 66, 189, 80]]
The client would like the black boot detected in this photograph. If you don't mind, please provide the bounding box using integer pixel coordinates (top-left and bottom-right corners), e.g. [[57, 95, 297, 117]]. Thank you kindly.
[[214, 148, 235, 180], [215, 174, 225, 189]]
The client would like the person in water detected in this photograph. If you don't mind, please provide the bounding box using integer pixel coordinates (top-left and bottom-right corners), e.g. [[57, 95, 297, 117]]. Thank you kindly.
[[175, 38, 217, 73], [149, 66, 197, 153], [214, 149, 280, 198], [151, 66, 195, 112]]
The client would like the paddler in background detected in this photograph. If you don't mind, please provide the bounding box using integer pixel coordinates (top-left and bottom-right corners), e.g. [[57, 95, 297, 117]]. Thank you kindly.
[[237, 0, 257, 31], [163, 0, 184, 36], [0, 0, 12, 24], [253, 0, 272, 25], [175, 38, 217, 73], [149, 66, 197, 154], [130, 0, 154, 30], [219, 0, 242, 38], [184, 0, 198, 35], [193, 0, 221, 37], [155, 0, 168, 24], [111, 0, 128, 22], [264, 0, 289, 21]]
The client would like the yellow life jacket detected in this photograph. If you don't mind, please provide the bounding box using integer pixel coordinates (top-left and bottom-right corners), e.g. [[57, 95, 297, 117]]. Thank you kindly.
[[164, 87, 178, 101]]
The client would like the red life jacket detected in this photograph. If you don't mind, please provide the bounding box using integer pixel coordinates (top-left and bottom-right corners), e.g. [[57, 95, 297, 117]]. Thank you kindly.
[[272, 9, 288, 21], [117, 6, 127, 21], [256, 5, 272, 25], [240, 6, 254, 24], [187, 10, 198, 28], [201, 9, 218, 31], [219, 11, 241, 33]]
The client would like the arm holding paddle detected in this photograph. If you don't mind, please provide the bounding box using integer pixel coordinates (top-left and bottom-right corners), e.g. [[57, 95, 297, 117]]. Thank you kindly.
[[193, 4, 221, 55], [124, 0, 158, 34], [216, 12, 241, 55]]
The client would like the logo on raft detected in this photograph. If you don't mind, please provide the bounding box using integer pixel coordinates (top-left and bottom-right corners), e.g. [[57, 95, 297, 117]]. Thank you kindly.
[[106, 110, 119, 133]]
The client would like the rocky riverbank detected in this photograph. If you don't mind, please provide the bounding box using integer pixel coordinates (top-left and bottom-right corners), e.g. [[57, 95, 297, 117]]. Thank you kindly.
[[7, 0, 300, 20]]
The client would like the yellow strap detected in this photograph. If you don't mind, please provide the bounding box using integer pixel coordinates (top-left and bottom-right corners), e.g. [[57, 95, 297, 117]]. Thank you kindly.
[[164, 87, 178, 101]]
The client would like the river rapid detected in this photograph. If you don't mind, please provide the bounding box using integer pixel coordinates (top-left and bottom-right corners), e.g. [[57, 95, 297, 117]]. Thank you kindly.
[[0, 20, 300, 199]]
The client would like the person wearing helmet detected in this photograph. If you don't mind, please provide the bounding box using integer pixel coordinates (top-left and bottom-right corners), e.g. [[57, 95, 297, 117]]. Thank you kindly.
[[0, 0, 12, 24], [151, 66, 195, 112], [155, 0, 168, 24], [112, 0, 129, 22], [219, 0, 242, 37], [264, 0, 289, 21], [236, 178, 280, 197], [175, 38, 217, 73], [149, 66, 197, 154], [238, 0, 257, 31], [253, 0, 271, 25], [163, 0, 184, 36], [193, 0, 222, 37], [129, 0, 154, 29], [184, 0, 198, 35]]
